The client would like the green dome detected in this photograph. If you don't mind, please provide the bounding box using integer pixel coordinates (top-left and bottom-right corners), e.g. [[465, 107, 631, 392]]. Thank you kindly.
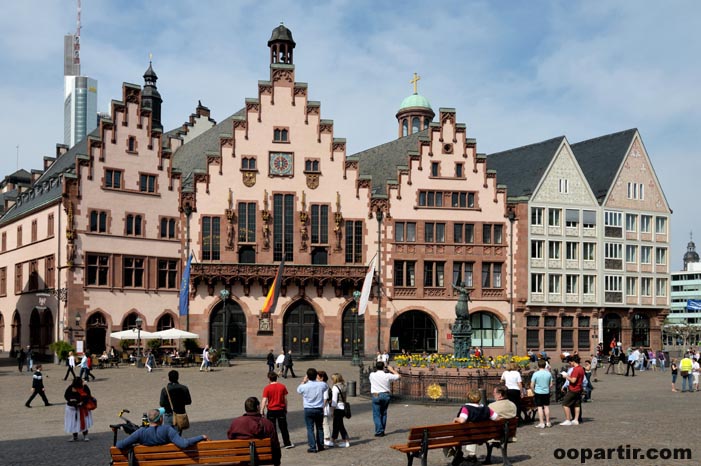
[[399, 93, 432, 111]]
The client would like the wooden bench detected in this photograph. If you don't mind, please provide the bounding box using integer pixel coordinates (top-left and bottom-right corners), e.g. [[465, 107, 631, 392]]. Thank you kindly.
[[110, 438, 274, 466], [390, 418, 518, 466]]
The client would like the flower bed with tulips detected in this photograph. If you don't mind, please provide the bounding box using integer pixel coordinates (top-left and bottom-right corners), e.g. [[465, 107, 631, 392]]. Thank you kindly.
[[392, 353, 531, 371]]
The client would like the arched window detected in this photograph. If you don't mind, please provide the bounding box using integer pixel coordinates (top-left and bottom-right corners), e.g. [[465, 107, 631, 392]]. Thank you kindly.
[[402, 119, 408, 137], [412, 117, 420, 134], [122, 312, 140, 330], [157, 314, 175, 331], [632, 313, 650, 347], [424, 117, 431, 129], [470, 311, 505, 347]]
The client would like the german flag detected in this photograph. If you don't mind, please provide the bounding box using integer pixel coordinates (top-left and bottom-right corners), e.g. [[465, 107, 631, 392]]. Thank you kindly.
[[261, 260, 284, 314]]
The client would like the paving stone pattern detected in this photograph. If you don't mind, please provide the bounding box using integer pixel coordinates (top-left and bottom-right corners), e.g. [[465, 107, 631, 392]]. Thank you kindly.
[[0, 360, 696, 466]]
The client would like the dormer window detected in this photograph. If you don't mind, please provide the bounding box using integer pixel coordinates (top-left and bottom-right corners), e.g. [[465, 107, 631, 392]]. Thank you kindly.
[[273, 127, 289, 143]]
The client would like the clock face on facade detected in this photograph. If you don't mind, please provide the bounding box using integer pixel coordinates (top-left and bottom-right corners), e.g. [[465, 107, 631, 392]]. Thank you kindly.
[[270, 153, 293, 176]]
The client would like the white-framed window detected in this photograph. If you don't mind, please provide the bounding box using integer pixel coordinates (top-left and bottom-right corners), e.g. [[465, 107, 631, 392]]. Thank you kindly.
[[605, 243, 622, 259], [655, 216, 667, 234], [531, 273, 544, 293], [626, 214, 637, 232], [559, 179, 569, 194], [583, 242, 596, 261], [566, 274, 578, 294], [655, 247, 667, 265], [605, 211, 622, 227], [548, 274, 561, 293], [582, 210, 596, 230], [531, 240, 544, 259], [641, 246, 652, 264], [626, 277, 637, 296], [626, 245, 637, 263], [548, 208, 561, 227], [640, 215, 652, 233], [531, 207, 544, 226], [656, 278, 667, 297], [605, 275, 623, 292], [627, 182, 645, 200], [548, 241, 561, 259], [566, 242, 578, 260], [641, 277, 652, 296], [583, 275, 596, 294]]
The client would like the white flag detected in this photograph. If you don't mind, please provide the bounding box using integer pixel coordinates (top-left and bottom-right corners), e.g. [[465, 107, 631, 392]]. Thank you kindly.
[[358, 255, 377, 316]]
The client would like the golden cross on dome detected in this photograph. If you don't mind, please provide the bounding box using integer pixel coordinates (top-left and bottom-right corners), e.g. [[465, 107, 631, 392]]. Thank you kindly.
[[410, 72, 421, 94]]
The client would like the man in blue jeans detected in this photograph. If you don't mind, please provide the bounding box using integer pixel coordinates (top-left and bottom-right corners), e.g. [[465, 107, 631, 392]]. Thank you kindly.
[[368, 361, 400, 436], [296, 367, 327, 453]]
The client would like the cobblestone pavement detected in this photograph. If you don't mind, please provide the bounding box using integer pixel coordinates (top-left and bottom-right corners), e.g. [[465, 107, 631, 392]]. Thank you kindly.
[[0, 359, 697, 466]]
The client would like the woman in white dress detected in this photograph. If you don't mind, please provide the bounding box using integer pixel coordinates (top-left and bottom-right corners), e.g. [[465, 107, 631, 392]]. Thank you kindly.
[[64, 377, 93, 441]]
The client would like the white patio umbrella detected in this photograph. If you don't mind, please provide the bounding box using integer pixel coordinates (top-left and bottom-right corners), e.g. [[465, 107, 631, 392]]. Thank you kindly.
[[109, 328, 159, 340], [152, 328, 200, 340]]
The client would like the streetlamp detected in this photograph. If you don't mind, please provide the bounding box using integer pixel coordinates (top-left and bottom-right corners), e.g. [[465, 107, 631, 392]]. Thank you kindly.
[[508, 209, 516, 355], [219, 289, 230, 367], [351, 290, 362, 366], [135, 317, 143, 368], [376, 209, 383, 354]]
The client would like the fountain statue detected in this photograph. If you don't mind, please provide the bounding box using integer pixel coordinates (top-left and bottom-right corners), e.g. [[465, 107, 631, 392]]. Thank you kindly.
[[452, 282, 473, 359]]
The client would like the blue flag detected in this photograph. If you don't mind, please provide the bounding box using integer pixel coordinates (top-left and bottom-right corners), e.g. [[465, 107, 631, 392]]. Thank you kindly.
[[179, 254, 193, 317], [688, 299, 701, 311]]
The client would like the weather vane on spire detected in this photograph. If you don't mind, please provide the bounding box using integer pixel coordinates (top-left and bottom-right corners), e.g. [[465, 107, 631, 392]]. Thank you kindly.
[[410, 72, 421, 94]]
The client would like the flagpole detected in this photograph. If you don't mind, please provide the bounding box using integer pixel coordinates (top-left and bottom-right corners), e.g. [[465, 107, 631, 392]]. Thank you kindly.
[[376, 209, 383, 353]]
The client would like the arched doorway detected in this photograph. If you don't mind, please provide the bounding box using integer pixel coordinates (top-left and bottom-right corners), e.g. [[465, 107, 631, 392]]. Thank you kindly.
[[87, 312, 108, 355], [341, 303, 364, 357], [40, 309, 54, 351], [603, 313, 622, 354], [470, 311, 505, 348], [29, 309, 40, 348], [210, 301, 247, 356], [12, 311, 21, 349], [390, 310, 437, 353], [283, 301, 319, 357], [631, 313, 650, 347], [0, 312, 4, 351]]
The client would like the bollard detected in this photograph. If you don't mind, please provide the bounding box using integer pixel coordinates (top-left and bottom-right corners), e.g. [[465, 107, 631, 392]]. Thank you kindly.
[[348, 380, 357, 397], [478, 387, 487, 405]]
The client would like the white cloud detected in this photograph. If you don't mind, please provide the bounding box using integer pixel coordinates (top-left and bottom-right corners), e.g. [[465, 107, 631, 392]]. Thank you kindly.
[[0, 0, 699, 262]]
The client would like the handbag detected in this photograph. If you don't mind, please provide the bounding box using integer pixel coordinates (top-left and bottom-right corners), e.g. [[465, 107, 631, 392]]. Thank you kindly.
[[681, 370, 689, 377], [85, 396, 97, 411], [338, 386, 351, 419], [165, 386, 190, 430]]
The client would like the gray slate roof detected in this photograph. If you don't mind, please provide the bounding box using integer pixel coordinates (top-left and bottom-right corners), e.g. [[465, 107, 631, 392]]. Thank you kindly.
[[349, 130, 427, 196], [171, 109, 245, 191], [570, 128, 637, 202], [486, 136, 566, 199], [0, 131, 96, 225]]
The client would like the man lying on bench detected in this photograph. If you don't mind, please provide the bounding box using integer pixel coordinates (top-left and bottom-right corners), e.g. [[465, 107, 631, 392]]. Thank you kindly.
[[116, 407, 208, 449]]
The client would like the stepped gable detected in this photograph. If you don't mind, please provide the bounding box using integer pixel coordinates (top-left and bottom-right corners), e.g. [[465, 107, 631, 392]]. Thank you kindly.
[[171, 108, 245, 191], [486, 136, 565, 199], [349, 129, 427, 196], [570, 128, 637, 202]]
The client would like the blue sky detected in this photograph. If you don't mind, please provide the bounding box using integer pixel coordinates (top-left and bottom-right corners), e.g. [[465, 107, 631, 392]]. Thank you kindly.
[[1, 1, 699, 264]]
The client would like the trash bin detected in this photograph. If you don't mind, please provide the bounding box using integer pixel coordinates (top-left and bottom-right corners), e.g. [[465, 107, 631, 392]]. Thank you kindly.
[[348, 380, 357, 397]]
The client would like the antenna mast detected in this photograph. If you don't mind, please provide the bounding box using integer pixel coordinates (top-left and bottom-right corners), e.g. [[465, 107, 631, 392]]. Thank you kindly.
[[74, 0, 81, 68]]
